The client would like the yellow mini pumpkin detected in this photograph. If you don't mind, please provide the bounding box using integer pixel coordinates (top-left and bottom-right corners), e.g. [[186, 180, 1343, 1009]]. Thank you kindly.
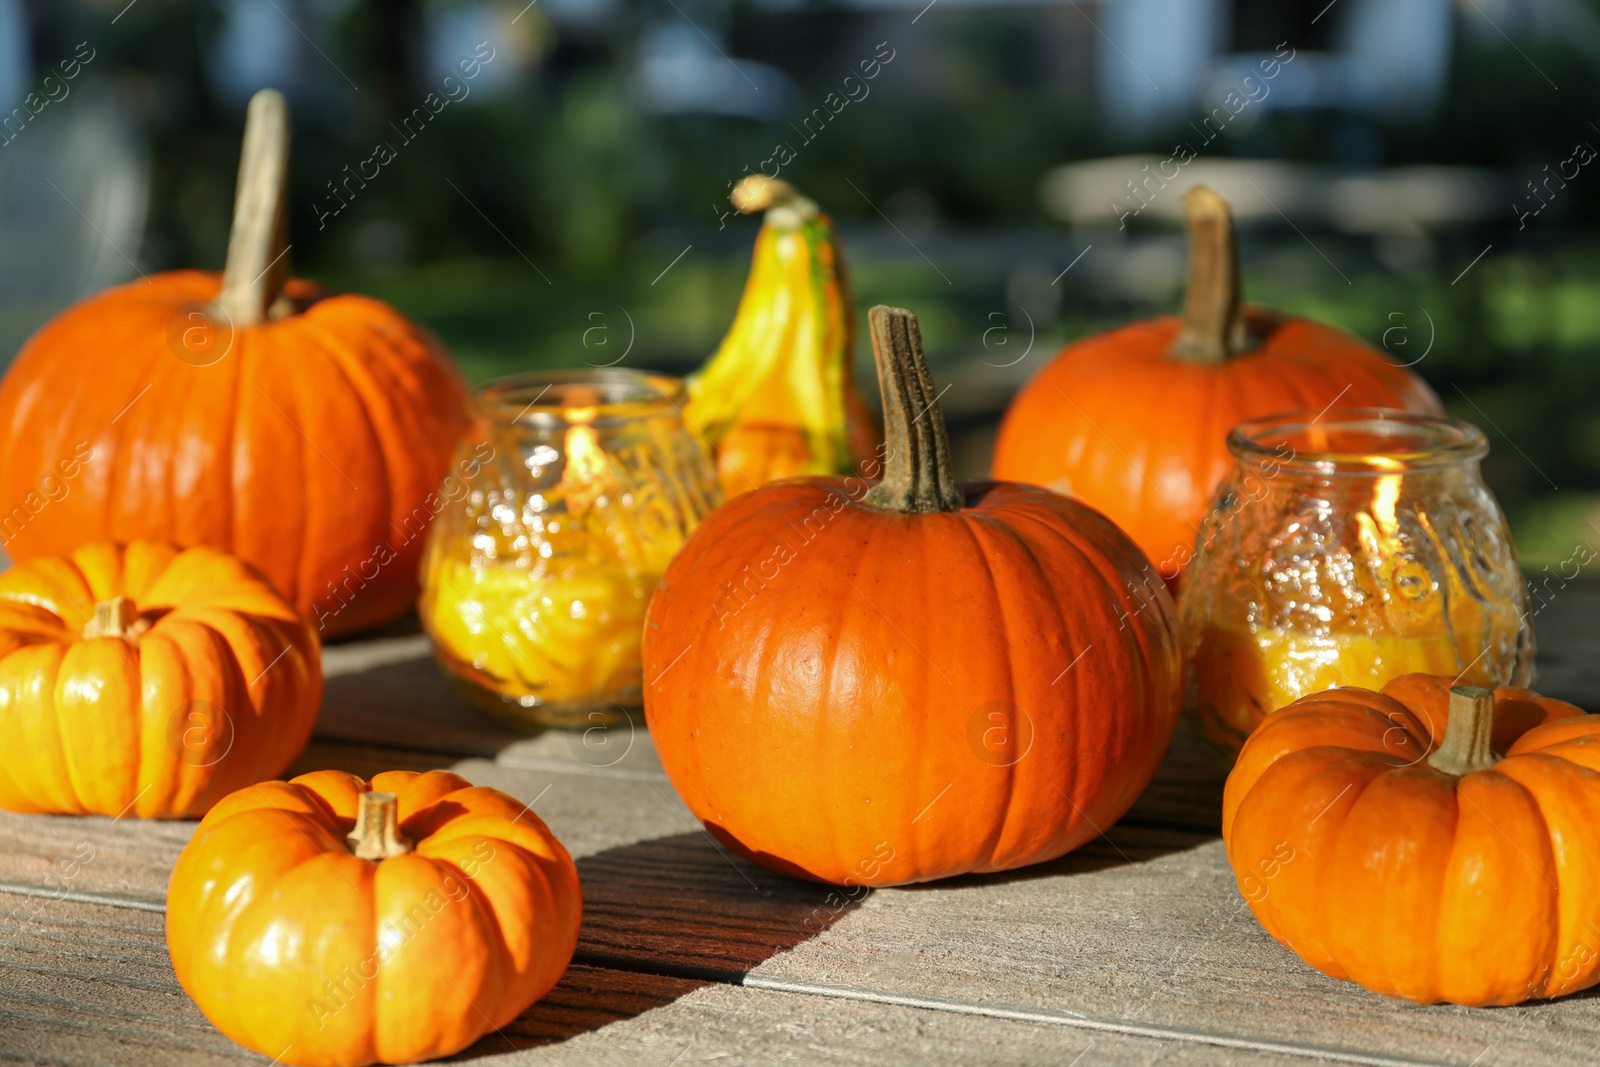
[[0, 540, 320, 818]]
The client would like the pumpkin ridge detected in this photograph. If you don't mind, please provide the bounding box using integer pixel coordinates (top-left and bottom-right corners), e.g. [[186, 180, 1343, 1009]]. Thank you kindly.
[[1301, 754, 1390, 978], [1500, 752, 1600, 996], [1439, 768, 1559, 1003], [278, 325, 388, 613], [955, 510, 1037, 869], [293, 313, 408, 533], [55, 637, 141, 814], [823, 508, 889, 882], [1026, 498, 1155, 720], [998, 496, 1162, 837], [233, 355, 308, 607], [135, 629, 192, 817], [2, 644, 76, 811]]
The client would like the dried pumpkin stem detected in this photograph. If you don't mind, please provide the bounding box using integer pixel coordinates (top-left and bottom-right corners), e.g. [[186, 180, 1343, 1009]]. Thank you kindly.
[[347, 791, 414, 860], [83, 597, 140, 640], [215, 88, 291, 327], [1427, 686, 1499, 777], [863, 306, 962, 514], [1168, 185, 1252, 364], [730, 175, 819, 227]]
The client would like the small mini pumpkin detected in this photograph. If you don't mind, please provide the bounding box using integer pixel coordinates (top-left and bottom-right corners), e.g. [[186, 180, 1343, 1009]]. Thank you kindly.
[[166, 769, 581, 1067], [0, 89, 468, 635], [1224, 674, 1600, 1006], [0, 540, 320, 818], [645, 305, 1182, 887], [991, 185, 1441, 582]]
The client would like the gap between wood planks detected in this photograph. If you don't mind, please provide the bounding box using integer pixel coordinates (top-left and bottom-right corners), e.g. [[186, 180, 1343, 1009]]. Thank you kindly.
[[0, 880, 1464, 1067]]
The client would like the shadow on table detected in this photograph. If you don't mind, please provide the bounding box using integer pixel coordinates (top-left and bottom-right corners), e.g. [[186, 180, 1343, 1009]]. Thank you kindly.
[[453, 830, 860, 1056]]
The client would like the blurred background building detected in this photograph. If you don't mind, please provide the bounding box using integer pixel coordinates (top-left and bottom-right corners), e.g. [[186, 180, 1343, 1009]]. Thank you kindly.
[[4, 0, 1600, 562]]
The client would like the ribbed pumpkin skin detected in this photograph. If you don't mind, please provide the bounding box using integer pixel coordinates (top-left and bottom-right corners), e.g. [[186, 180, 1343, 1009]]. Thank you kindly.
[[0, 271, 469, 635], [167, 770, 581, 1067], [643, 478, 1182, 886], [1223, 674, 1600, 1006], [992, 310, 1442, 581], [0, 541, 320, 818]]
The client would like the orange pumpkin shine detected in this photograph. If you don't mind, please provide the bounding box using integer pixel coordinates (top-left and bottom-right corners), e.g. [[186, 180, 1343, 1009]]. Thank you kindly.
[[645, 307, 1182, 886], [0, 271, 468, 635], [0, 541, 320, 818], [1224, 674, 1600, 1006], [0, 91, 468, 636], [166, 769, 581, 1067], [992, 188, 1439, 581]]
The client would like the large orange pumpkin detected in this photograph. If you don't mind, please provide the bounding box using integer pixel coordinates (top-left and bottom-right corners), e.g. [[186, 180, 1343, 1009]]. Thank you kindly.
[[0, 89, 468, 636], [0, 541, 320, 818], [167, 769, 581, 1067], [992, 185, 1441, 582], [1223, 674, 1600, 1006], [643, 305, 1182, 887]]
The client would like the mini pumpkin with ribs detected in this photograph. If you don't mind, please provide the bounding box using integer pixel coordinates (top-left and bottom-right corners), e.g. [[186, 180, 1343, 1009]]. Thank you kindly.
[[1224, 673, 1600, 1006], [167, 769, 581, 1067], [0, 540, 320, 818]]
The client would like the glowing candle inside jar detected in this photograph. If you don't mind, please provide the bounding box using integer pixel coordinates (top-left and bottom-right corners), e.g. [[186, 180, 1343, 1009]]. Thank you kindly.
[[1188, 454, 1502, 755], [424, 400, 680, 711]]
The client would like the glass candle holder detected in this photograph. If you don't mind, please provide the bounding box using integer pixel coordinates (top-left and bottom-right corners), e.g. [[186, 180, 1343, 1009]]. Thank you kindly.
[[419, 370, 721, 730], [1178, 409, 1534, 761]]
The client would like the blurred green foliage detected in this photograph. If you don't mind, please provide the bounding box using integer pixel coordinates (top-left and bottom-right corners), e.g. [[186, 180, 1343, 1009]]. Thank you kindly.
[[17, 0, 1600, 566]]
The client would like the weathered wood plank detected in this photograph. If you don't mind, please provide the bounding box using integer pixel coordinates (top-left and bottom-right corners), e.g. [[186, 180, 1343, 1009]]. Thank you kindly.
[[3, 753, 1596, 1065], [1, 584, 1595, 1066], [748, 835, 1600, 1067], [0, 897, 1328, 1067], [319, 635, 666, 779]]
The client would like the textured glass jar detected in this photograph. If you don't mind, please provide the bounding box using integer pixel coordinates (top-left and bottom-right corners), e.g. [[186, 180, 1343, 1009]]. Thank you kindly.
[[419, 370, 721, 729], [1178, 409, 1534, 761]]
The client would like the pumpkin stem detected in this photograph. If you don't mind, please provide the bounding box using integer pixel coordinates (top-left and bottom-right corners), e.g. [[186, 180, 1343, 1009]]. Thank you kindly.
[[862, 306, 963, 514], [347, 791, 414, 860], [730, 175, 819, 227], [1427, 686, 1500, 777], [215, 88, 291, 327], [83, 597, 144, 640], [1168, 185, 1253, 364]]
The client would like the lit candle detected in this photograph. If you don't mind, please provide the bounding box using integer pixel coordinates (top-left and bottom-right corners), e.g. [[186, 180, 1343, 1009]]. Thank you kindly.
[[1179, 410, 1532, 761], [419, 372, 720, 727]]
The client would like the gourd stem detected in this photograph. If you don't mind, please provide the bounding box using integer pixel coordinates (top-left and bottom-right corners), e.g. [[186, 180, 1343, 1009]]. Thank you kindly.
[[862, 306, 963, 513], [83, 597, 138, 639], [1168, 185, 1252, 364], [215, 88, 291, 327], [347, 791, 414, 860], [1427, 686, 1500, 776], [730, 175, 819, 226]]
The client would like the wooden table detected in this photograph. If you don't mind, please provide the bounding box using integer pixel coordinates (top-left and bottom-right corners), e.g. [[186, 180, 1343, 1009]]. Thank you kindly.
[[4, 582, 1598, 1067]]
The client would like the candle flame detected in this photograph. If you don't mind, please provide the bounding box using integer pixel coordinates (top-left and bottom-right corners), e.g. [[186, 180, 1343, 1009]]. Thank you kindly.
[[560, 405, 609, 513], [1368, 455, 1404, 537]]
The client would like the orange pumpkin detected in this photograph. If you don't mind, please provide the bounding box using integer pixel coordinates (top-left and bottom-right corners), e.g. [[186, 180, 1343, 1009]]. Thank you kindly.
[[991, 185, 1441, 583], [644, 305, 1182, 887], [167, 769, 581, 1067], [0, 541, 320, 818], [0, 89, 468, 636], [1223, 674, 1600, 1006]]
